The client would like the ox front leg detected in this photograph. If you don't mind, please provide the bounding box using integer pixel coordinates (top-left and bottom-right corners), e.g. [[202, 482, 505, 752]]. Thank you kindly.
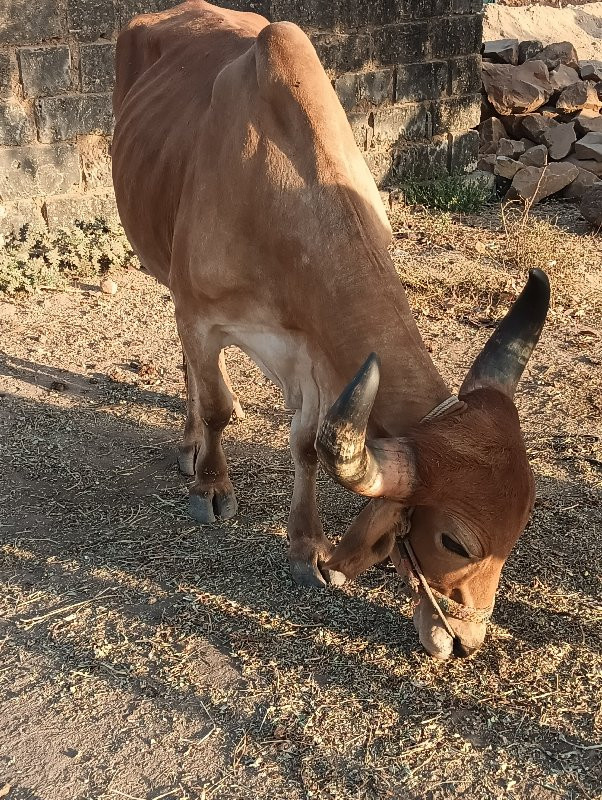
[[287, 409, 346, 589], [177, 325, 238, 525]]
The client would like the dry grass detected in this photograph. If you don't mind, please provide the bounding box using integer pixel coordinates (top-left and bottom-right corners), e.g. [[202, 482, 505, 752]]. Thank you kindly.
[[0, 201, 600, 800], [390, 200, 602, 325]]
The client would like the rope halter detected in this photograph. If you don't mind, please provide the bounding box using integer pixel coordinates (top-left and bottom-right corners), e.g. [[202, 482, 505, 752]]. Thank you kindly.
[[388, 395, 495, 640]]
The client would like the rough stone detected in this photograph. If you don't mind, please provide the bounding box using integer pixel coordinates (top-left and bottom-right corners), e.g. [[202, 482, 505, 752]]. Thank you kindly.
[[18, 46, 71, 97], [521, 113, 559, 144], [518, 40, 543, 64], [462, 169, 496, 194], [519, 144, 548, 167], [549, 65, 580, 95], [579, 183, 602, 227], [574, 112, 602, 137], [395, 61, 447, 103], [478, 116, 507, 154], [0, 144, 80, 200], [503, 114, 529, 139], [482, 39, 519, 65], [0, 100, 35, 146], [477, 154, 496, 173], [497, 137, 526, 158], [494, 155, 523, 179], [0, 0, 64, 44], [481, 60, 552, 116], [80, 43, 117, 94], [556, 81, 602, 114], [574, 132, 602, 163], [520, 137, 535, 151], [530, 42, 579, 72], [508, 162, 579, 204], [35, 94, 114, 143], [561, 168, 600, 200], [579, 60, 602, 83], [542, 122, 576, 160], [565, 155, 602, 177]]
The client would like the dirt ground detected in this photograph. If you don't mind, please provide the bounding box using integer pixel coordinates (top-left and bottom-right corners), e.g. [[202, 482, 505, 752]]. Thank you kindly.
[[484, 2, 602, 59], [0, 202, 601, 800]]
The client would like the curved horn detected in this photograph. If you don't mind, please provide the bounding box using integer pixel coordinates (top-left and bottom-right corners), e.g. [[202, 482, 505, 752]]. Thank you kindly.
[[460, 269, 550, 399], [316, 354, 416, 499]]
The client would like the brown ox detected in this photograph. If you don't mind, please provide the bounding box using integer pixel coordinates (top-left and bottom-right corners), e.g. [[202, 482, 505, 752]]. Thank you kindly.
[[112, 1, 549, 659]]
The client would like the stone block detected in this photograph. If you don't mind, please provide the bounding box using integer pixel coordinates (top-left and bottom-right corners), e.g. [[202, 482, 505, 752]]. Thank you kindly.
[[272, 0, 409, 28], [0, 144, 80, 200], [35, 94, 114, 143], [0, 100, 35, 146], [394, 137, 449, 179], [430, 15, 482, 59], [451, 0, 483, 13], [118, 0, 189, 27], [310, 32, 371, 73], [43, 192, 119, 229], [18, 46, 71, 98], [409, 0, 451, 16], [449, 55, 482, 96], [80, 43, 116, 93], [396, 61, 447, 104], [0, 199, 46, 234], [372, 22, 428, 66], [68, 0, 115, 41], [348, 104, 428, 152], [78, 135, 113, 188], [335, 69, 394, 112], [449, 129, 479, 173], [0, 0, 63, 44], [431, 95, 480, 135], [0, 52, 15, 98]]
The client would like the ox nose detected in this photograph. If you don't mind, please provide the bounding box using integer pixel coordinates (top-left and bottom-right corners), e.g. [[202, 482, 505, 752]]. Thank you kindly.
[[452, 639, 476, 658]]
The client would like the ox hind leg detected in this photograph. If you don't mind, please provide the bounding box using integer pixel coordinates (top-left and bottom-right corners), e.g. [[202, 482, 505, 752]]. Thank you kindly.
[[177, 324, 237, 524], [287, 406, 346, 588]]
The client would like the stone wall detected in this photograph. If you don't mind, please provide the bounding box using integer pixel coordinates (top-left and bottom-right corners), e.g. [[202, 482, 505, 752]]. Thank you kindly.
[[0, 0, 482, 233]]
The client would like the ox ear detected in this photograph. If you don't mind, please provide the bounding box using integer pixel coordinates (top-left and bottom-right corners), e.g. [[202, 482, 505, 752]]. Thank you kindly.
[[460, 269, 550, 399], [325, 499, 406, 580]]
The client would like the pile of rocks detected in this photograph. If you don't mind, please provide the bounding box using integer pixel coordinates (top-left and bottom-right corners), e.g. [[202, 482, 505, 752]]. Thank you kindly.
[[476, 39, 602, 226]]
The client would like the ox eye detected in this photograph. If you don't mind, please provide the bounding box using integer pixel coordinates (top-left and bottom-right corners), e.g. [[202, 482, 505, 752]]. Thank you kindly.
[[441, 534, 470, 558]]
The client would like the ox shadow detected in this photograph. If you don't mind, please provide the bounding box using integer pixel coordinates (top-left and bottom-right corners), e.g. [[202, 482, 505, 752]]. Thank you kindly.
[[1, 369, 600, 796]]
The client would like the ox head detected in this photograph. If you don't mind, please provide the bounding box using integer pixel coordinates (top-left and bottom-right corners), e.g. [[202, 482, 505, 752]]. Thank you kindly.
[[316, 270, 550, 659]]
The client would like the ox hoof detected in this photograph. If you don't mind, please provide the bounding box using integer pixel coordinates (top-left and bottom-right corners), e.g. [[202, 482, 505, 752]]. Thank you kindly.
[[188, 488, 238, 525], [289, 558, 346, 589], [178, 445, 197, 477]]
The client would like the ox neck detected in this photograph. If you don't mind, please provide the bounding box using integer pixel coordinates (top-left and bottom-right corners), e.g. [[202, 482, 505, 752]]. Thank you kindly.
[[317, 247, 451, 437]]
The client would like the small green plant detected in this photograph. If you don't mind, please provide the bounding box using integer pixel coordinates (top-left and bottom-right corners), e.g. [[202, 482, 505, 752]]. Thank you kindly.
[[0, 219, 139, 294], [398, 173, 493, 214]]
